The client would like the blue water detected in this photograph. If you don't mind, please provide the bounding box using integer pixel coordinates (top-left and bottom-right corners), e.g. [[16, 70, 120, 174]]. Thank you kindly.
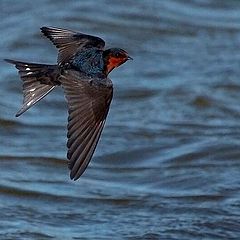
[[1, 0, 240, 239]]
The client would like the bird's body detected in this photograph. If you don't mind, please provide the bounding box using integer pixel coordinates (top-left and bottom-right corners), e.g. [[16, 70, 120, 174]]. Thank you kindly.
[[71, 48, 105, 77], [5, 26, 131, 180]]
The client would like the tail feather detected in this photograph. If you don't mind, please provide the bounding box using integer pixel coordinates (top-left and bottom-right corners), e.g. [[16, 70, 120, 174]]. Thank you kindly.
[[5, 59, 59, 117]]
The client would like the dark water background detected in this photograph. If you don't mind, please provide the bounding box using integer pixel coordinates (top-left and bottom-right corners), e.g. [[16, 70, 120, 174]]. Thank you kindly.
[[1, 0, 240, 239]]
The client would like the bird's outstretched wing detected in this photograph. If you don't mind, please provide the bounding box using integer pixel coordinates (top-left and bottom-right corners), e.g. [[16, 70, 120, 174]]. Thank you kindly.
[[60, 70, 113, 180], [41, 26, 105, 65]]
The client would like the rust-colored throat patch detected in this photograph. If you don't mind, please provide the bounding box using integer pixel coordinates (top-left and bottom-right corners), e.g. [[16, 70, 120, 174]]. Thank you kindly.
[[105, 56, 127, 74]]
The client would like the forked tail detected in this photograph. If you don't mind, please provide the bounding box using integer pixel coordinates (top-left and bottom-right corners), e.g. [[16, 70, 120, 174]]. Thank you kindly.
[[5, 59, 60, 117]]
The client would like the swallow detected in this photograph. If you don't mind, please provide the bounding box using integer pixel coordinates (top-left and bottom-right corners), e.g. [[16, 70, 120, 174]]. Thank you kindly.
[[5, 26, 132, 180]]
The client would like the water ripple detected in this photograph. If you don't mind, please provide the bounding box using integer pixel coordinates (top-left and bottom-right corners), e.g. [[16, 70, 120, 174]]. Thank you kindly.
[[1, 0, 240, 239]]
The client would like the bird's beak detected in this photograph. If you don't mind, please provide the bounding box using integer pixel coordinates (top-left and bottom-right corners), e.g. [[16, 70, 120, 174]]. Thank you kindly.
[[127, 56, 133, 60]]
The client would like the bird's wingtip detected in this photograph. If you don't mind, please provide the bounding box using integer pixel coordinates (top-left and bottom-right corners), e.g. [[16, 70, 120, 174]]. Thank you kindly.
[[69, 170, 81, 181], [4, 59, 14, 64], [70, 171, 75, 180]]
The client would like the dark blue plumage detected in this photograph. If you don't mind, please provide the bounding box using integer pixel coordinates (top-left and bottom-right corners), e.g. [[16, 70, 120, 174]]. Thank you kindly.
[[71, 48, 104, 77]]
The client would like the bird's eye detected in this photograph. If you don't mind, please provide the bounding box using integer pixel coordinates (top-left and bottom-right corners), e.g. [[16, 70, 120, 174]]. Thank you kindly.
[[115, 53, 120, 57]]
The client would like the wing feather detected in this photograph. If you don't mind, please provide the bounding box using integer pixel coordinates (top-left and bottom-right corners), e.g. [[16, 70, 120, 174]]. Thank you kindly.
[[71, 121, 105, 180], [41, 26, 105, 65], [60, 70, 113, 180]]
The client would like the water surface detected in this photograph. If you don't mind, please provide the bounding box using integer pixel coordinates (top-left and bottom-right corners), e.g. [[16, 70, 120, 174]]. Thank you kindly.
[[0, 0, 240, 239]]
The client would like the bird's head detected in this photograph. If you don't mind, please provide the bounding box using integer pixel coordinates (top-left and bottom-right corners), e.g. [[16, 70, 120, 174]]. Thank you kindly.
[[103, 48, 132, 75]]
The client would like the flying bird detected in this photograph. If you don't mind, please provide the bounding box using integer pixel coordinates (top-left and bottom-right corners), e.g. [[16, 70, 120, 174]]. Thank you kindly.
[[5, 26, 132, 180]]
